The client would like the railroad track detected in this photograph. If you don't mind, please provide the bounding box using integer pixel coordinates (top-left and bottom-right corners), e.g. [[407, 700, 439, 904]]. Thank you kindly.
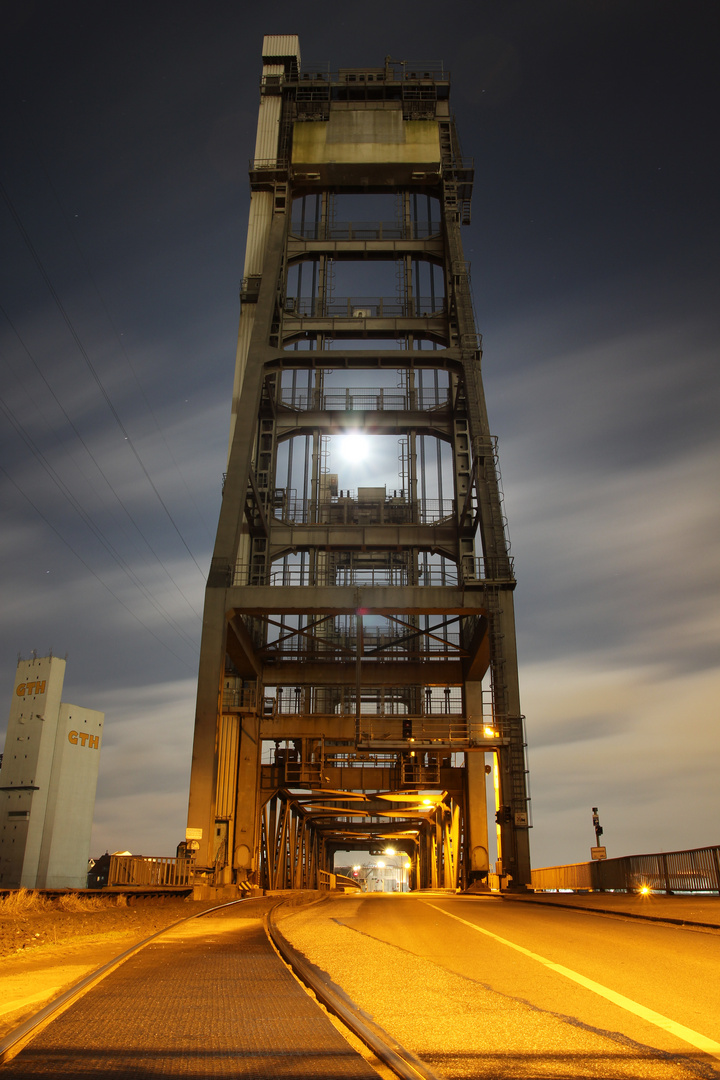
[[0, 895, 440, 1080], [267, 900, 439, 1080]]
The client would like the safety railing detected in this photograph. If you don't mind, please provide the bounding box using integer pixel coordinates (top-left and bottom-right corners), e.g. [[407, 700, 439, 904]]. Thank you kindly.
[[285, 296, 445, 318], [269, 687, 464, 717], [295, 64, 447, 84], [531, 845, 720, 894], [108, 855, 195, 888], [531, 862, 595, 892], [221, 686, 257, 711], [318, 869, 336, 891], [334, 873, 362, 891], [232, 556, 512, 588], [278, 386, 450, 411], [322, 751, 399, 770], [357, 714, 470, 745], [251, 157, 289, 171], [232, 562, 460, 588], [463, 556, 516, 584], [290, 220, 441, 241], [273, 495, 454, 526]]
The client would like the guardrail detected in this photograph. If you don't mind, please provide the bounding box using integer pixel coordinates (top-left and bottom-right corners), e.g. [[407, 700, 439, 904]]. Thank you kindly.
[[334, 873, 362, 891], [108, 855, 195, 888], [318, 870, 361, 892], [532, 845, 720, 894]]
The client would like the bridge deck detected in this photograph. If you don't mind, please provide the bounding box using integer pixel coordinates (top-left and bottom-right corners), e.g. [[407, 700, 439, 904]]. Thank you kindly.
[[2, 899, 378, 1078]]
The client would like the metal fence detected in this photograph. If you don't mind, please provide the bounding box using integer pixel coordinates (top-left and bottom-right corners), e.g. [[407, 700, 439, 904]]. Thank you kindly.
[[532, 846, 720, 893], [108, 855, 195, 888]]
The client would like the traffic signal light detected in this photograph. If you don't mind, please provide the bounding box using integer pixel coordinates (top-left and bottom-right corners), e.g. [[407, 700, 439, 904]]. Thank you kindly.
[[402, 718, 413, 739], [495, 805, 513, 825]]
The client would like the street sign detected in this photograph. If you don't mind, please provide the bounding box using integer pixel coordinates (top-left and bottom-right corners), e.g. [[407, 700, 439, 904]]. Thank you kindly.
[[591, 846, 607, 860]]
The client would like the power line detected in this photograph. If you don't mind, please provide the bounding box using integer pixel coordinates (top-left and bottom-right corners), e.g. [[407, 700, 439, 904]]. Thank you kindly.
[[0, 304, 202, 622], [0, 391, 201, 653], [40, 163, 215, 547], [0, 463, 198, 671], [0, 178, 209, 581]]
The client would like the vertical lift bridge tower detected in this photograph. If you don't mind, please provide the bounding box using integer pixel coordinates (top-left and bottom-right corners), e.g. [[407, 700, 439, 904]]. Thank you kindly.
[[187, 36, 531, 891]]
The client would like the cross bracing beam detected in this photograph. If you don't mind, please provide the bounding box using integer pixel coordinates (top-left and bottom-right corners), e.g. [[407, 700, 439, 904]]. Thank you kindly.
[[286, 238, 445, 259], [254, 661, 466, 684], [186, 36, 531, 893], [224, 585, 497, 614], [272, 410, 454, 436]]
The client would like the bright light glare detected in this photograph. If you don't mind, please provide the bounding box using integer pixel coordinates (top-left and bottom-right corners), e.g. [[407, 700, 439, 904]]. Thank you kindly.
[[377, 861, 385, 868], [338, 431, 370, 462], [384, 847, 396, 856], [639, 884, 651, 895]]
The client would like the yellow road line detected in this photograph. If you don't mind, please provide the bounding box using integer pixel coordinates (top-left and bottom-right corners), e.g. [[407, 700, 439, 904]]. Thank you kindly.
[[422, 901, 720, 1061]]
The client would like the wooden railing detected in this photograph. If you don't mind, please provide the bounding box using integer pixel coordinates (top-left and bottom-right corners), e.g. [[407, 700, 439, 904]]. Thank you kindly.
[[108, 855, 194, 888]]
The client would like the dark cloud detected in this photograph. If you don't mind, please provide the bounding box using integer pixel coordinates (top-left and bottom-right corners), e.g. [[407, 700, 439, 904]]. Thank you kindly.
[[530, 714, 627, 750]]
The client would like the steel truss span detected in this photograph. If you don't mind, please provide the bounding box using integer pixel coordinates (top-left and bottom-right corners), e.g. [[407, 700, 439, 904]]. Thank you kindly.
[[186, 36, 532, 892]]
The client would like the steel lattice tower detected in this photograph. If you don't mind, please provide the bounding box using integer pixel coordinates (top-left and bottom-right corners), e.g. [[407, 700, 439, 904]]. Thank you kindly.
[[186, 36, 531, 891]]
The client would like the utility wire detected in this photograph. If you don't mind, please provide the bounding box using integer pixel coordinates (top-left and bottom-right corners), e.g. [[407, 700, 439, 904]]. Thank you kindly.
[[0, 178, 208, 580], [0, 301, 203, 621], [0, 392, 201, 653], [0, 463, 198, 671], [40, 164, 215, 545]]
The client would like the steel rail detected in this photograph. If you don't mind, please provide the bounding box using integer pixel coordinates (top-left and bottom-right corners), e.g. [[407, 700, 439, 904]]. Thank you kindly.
[[0, 895, 253, 1065], [267, 899, 441, 1080]]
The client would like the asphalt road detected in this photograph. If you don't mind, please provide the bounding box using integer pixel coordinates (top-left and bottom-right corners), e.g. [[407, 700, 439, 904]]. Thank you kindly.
[[278, 892, 720, 1079]]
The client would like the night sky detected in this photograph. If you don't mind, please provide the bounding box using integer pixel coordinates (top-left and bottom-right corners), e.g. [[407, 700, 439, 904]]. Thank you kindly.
[[1, 1, 718, 867]]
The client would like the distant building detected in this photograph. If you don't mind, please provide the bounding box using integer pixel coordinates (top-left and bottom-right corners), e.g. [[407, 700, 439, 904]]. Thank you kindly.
[[0, 654, 103, 888], [87, 851, 111, 888]]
